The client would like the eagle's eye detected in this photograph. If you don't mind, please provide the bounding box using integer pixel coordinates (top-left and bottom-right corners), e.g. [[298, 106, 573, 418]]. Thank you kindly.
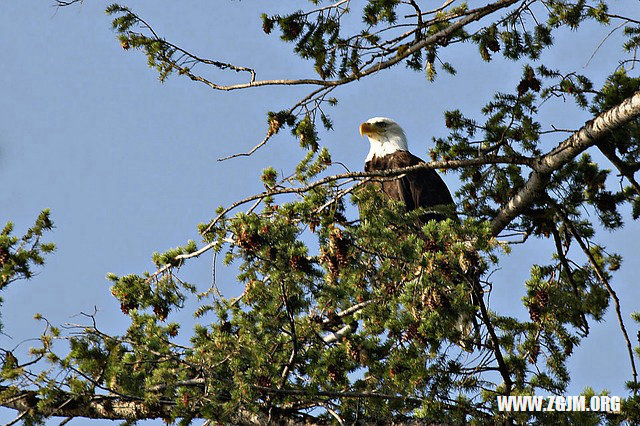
[[376, 122, 388, 128]]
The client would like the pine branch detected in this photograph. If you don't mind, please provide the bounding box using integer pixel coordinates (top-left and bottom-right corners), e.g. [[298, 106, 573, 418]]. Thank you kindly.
[[491, 90, 640, 236], [597, 141, 640, 196], [144, 154, 535, 284], [550, 226, 589, 336], [119, 0, 519, 92], [559, 213, 639, 391]]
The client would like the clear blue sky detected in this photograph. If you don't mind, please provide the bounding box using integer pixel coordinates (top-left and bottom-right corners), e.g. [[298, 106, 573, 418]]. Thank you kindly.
[[1, 1, 639, 422]]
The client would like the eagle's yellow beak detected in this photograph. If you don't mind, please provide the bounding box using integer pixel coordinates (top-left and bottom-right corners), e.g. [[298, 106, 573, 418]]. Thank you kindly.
[[359, 122, 375, 138]]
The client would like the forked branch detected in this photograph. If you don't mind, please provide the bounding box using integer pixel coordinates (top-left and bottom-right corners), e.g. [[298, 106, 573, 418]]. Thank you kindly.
[[559, 211, 638, 390], [491, 90, 640, 236]]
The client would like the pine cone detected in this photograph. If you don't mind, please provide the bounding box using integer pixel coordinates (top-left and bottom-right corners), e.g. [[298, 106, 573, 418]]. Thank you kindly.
[[320, 248, 339, 279], [423, 239, 438, 252], [529, 305, 541, 323], [257, 375, 272, 388], [153, 304, 169, 320], [535, 289, 549, 309], [528, 344, 540, 364], [404, 322, 419, 342], [236, 228, 262, 251], [382, 281, 400, 296], [268, 117, 282, 136], [120, 301, 137, 315], [359, 349, 369, 365], [459, 252, 471, 273], [486, 37, 500, 52], [330, 228, 350, 267], [289, 254, 309, 272], [328, 365, 339, 382], [346, 341, 360, 362], [0, 247, 8, 266]]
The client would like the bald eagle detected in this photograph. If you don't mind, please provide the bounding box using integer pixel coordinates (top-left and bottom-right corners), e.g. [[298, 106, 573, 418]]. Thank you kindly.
[[359, 117, 478, 351], [359, 117, 454, 222]]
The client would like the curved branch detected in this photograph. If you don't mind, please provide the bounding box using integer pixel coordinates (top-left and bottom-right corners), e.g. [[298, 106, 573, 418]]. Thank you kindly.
[[161, 0, 519, 92], [154, 91, 640, 283], [560, 213, 638, 391]]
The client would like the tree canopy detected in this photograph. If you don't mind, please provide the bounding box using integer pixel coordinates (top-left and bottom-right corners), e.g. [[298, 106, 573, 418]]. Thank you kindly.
[[2, 0, 640, 423]]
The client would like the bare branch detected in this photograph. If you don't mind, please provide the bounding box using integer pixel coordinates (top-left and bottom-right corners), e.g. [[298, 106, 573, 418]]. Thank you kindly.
[[217, 131, 272, 162], [4, 410, 28, 426], [560, 212, 638, 390], [217, 86, 335, 161], [303, 0, 351, 16], [583, 21, 628, 68], [597, 141, 640, 196], [405, 0, 456, 18], [53, 0, 83, 6], [472, 282, 513, 394]]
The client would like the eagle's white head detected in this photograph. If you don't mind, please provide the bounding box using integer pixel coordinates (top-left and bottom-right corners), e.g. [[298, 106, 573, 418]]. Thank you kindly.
[[359, 117, 409, 162]]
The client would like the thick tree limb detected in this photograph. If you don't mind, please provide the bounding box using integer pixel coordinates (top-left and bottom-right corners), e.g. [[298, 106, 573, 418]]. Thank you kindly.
[[322, 323, 355, 343], [0, 386, 173, 421], [0, 385, 283, 425], [491, 90, 640, 236]]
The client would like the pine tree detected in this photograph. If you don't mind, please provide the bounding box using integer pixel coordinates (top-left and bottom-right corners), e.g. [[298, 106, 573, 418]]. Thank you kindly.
[[2, 0, 640, 423]]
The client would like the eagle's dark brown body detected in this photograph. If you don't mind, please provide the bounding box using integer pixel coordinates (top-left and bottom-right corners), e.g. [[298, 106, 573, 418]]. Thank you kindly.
[[365, 151, 454, 223], [359, 117, 478, 351]]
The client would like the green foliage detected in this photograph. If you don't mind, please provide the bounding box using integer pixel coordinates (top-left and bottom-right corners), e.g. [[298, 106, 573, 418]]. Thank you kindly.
[[107, 4, 175, 81], [623, 24, 640, 52], [591, 69, 640, 158], [474, 24, 501, 61], [151, 240, 198, 268], [7, 0, 640, 423], [261, 166, 278, 188], [266, 110, 296, 137], [190, 186, 504, 421], [295, 146, 332, 182], [293, 114, 319, 152], [362, 0, 401, 25], [0, 209, 55, 331], [538, 65, 594, 108]]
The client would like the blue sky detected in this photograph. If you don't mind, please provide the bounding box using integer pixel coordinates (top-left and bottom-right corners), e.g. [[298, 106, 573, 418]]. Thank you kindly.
[[1, 1, 639, 422]]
